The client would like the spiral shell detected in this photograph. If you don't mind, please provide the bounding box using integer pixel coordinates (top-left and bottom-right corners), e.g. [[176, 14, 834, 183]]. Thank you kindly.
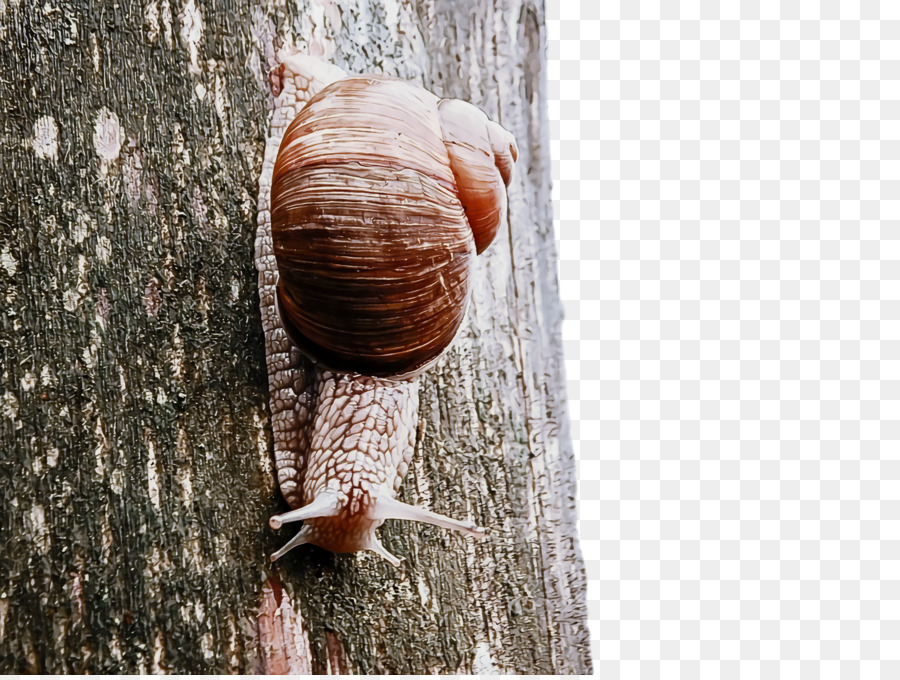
[[271, 75, 517, 377]]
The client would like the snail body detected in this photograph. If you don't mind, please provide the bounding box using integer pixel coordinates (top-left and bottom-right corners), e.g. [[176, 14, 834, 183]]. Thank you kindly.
[[255, 53, 517, 565]]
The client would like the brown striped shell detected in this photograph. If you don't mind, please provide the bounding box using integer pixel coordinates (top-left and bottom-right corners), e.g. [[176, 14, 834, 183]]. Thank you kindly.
[[271, 75, 517, 377]]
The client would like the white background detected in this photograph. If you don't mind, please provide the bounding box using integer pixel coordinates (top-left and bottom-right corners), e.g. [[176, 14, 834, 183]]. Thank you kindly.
[[549, 1, 897, 676]]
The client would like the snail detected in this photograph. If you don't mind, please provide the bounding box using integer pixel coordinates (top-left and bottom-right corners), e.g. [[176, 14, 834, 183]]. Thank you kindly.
[[255, 53, 517, 566]]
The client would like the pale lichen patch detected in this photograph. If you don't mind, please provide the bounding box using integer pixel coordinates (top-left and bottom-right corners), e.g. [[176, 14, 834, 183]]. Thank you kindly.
[[62, 289, 79, 312], [183, 525, 203, 569], [43, 213, 58, 234], [83, 328, 100, 370], [0, 245, 16, 276], [160, 0, 174, 47], [145, 0, 160, 43], [191, 185, 209, 231], [200, 631, 214, 660], [27, 504, 51, 555], [31, 115, 59, 162], [195, 273, 210, 321], [93, 107, 123, 174], [90, 33, 100, 71], [152, 629, 166, 673], [94, 415, 109, 479], [20, 371, 35, 392], [96, 286, 111, 329], [70, 211, 94, 244], [170, 121, 185, 157], [213, 72, 229, 130], [64, 14, 77, 44], [63, 254, 91, 312], [472, 640, 499, 674], [213, 534, 229, 560], [97, 235, 112, 263], [68, 568, 85, 622], [122, 142, 144, 205], [1, 390, 19, 422], [178, 0, 203, 74], [415, 573, 432, 607], [170, 323, 185, 381], [226, 614, 240, 671], [143, 275, 162, 316], [0, 597, 8, 643], [176, 426, 193, 507], [147, 435, 162, 511], [109, 630, 123, 661], [100, 511, 114, 560], [253, 410, 274, 488], [110, 464, 125, 495]]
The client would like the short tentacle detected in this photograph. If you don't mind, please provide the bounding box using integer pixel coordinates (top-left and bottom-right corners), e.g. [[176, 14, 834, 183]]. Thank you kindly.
[[270, 528, 312, 562], [367, 536, 404, 567]]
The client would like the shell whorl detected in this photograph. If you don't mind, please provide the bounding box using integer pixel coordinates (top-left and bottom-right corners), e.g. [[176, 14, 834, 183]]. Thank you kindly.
[[270, 75, 516, 378], [438, 98, 518, 254]]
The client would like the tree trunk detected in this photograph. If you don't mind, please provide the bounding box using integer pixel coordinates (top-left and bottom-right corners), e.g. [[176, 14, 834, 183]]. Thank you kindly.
[[0, 0, 590, 673]]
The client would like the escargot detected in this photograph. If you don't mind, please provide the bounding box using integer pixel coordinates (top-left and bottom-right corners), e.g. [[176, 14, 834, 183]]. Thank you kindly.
[[255, 53, 517, 566]]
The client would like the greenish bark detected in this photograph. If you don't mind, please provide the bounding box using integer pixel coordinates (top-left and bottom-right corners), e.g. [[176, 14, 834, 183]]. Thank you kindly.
[[0, 0, 590, 673]]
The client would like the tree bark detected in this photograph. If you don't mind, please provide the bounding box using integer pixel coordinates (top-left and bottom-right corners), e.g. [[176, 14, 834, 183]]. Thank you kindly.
[[0, 0, 590, 673]]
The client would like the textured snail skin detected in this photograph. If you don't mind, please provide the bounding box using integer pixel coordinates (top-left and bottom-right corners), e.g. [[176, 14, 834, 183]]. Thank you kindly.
[[255, 53, 515, 565]]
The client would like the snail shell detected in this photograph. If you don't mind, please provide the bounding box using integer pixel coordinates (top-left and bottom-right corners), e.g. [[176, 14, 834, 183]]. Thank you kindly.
[[272, 74, 517, 377], [256, 54, 517, 565]]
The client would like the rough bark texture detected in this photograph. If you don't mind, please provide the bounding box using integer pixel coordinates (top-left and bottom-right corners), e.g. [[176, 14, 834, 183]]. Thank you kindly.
[[0, 0, 590, 674]]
